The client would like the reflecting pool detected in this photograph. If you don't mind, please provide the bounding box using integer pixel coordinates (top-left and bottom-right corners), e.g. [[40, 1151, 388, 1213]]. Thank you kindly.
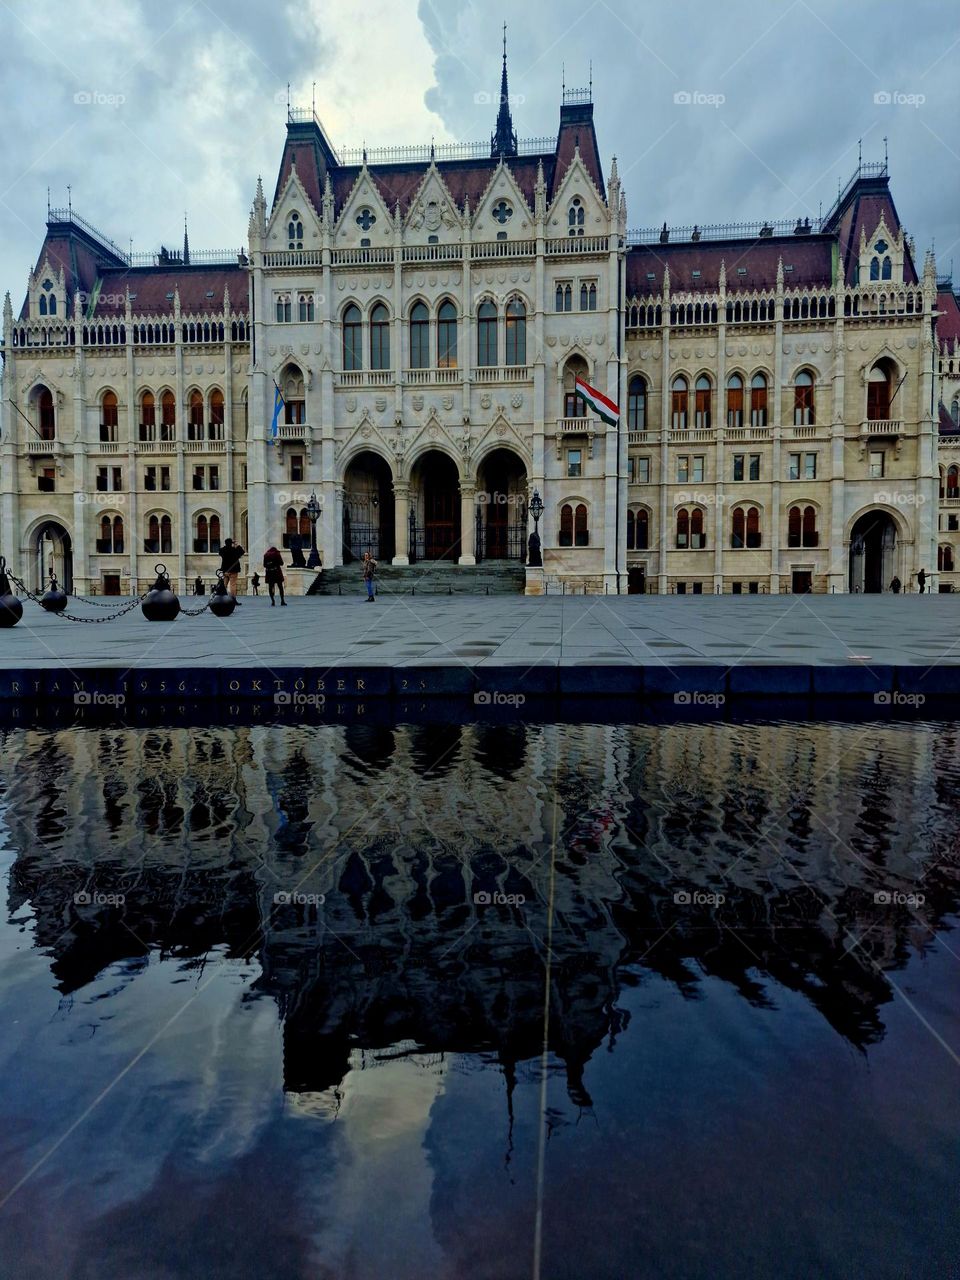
[[0, 718, 957, 1279]]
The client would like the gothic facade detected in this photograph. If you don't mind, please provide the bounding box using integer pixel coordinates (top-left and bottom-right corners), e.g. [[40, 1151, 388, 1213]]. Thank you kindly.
[[1, 66, 956, 594]]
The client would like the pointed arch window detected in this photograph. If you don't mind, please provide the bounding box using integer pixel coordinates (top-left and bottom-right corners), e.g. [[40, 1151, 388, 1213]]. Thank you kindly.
[[559, 503, 573, 546], [298, 292, 315, 322], [505, 298, 526, 366], [947, 465, 959, 499], [870, 257, 880, 281], [97, 513, 124, 554], [881, 256, 892, 280], [568, 197, 585, 236], [139, 390, 155, 442], [939, 545, 955, 572], [38, 295, 47, 316], [101, 390, 119, 442], [555, 283, 572, 312], [275, 293, 292, 323], [750, 373, 768, 427], [160, 390, 176, 441], [369, 303, 390, 370], [437, 300, 458, 368], [574, 503, 589, 545], [628, 376, 646, 431], [726, 374, 743, 429], [867, 361, 894, 421], [671, 375, 688, 430], [188, 389, 204, 441], [477, 301, 498, 367], [288, 213, 303, 251], [208, 389, 225, 440], [409, 302, 429, 369], [793, 371, 815, 425], [695, 375, 712, 430], [627, 507, 649, 550], [342, 304, 362, 371]]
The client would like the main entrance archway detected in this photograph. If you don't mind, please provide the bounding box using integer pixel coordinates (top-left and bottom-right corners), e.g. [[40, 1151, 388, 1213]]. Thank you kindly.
[[410, 450, 461, 561], [342, 451, 395, 563], [849, 510, 897, 593], [33, 521, 73, 592], [476, 448, 527, 561]]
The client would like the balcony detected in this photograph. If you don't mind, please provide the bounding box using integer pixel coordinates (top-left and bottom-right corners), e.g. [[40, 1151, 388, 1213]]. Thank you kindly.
[[403, 368, 461, 385], [473, 366, 532, 383], [942, 495, 960, 507], [791, 425, 818, 439], [401, 243, 462, 263], [628, 430, 656, 446], [136, 440, 177, 455], [336, 370, 394, 387], [470, 239, 536, 261], [860, 419, 904, 439], [274, 423, 308, 441], [331, 246, 395, 267], [261, 248, 324, 268], [185, 439, 227, 453], [725, 427, 771, 442], [670, 428, 716, 444], [545, 235, 610, 255], [27, 438, 56, 455], [94, 440, 122, 454]]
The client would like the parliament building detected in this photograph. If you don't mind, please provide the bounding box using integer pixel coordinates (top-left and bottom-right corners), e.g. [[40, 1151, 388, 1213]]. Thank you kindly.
[[2, 52, 958, 595]]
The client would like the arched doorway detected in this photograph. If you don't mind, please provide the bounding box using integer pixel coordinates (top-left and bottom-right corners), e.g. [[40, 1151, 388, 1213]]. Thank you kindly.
[[342, 451, 395, 563], [410, 450, 461, 561], [34, 521, 73, 592], [849, 510, 897, 593], [476, 447, 527, 561]]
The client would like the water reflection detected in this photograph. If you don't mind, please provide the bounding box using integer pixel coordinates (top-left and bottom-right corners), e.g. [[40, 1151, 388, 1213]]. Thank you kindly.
[[4, 719, 958, 1080]]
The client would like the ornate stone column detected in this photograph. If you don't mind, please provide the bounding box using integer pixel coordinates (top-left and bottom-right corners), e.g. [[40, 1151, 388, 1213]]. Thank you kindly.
[[459, 483, 476, 564], [393, 481, 410, 565]]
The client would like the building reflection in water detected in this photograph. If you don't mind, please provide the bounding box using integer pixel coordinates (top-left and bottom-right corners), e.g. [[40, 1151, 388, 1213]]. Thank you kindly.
[[3, 718, 959, 1110]]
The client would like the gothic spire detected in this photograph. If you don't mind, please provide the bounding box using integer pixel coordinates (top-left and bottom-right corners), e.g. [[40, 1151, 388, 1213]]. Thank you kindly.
[[491, 24, 518, 158], [183, 213, 190, 265]]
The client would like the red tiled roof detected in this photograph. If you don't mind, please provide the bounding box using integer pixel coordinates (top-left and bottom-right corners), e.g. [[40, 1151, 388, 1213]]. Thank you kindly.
[[91, 266, 247, 317], [829, 181, 918, 286], [18, 230, 109, 319], [939, 402, 960, 434], [935, 289, 960, 351], [626, 237, 834, 295]]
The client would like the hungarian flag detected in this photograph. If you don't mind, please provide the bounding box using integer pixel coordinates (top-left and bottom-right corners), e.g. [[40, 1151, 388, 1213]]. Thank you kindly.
[[575, 376, 620, 426], [270, 381, 285, 444]]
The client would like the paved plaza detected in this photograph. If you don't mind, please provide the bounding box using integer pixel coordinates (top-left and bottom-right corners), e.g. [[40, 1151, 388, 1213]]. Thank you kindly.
[[0, 592, 958, 700]]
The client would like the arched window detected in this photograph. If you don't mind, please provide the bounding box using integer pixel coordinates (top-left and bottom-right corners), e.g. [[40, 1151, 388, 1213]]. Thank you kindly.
[[574, 503, 589, 545], [750, 373, 768, 427], [952, 398, 960, 424], [939, 545, 955, 572], [145, 513, 173, 554], [97, 514, 124, 554], [793, 371, 815, 426], [870, 257, 880, 281], [881, 256, 892, 280], [568, 198, 585, 236], [299, 508, 311, 539], [287, 213, 303, 250], [38, 295, 47, 316], [160, 390, 176, 441], [671, 376, 688, 430], [275, 293, 292, 323], [732, 506, 761, 548], [676, 507, 689, 548], [627, 507, 649, 550], [787, 504, 817, 548], [691, 507, 705, 548], [505, 298, 526, 366], [194, 513, 222, 553], [284, 507, 298, 549], [695, 375, 712, 430], [101, 390, 119, 442], [563, 357, 589, 417], [628, 376, 646, 431], [188, 389, 204, 441], [370, 303, 390, 370], [559, 503, 573, 546], [342, 304, 362, 371], [437, 300, 458, 368], [477, 301, 497, 367], [36, 387, 55, 439], [49, 295, 57, 315], [409, 302, 429, 369], [209, 389, 225, 439], [867, 360, 894, 421], [298, 293, 314, 322], [947, 465, 959, 498], [555, 283, 572, 312], [726, 374, 743, 429]]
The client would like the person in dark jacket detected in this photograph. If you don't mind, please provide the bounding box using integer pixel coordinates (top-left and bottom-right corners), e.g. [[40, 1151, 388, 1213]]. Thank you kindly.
[[250, 572, 261, 596], [362, 551, 377, 601], [917, 568, 927, 594], [219, 538, 245, 602], [263, 547, 286, 606]]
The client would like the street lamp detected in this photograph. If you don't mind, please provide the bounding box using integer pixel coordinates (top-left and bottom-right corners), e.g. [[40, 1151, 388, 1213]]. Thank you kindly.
[[527, 488, 544, 567], [306, 491, 322, 569]]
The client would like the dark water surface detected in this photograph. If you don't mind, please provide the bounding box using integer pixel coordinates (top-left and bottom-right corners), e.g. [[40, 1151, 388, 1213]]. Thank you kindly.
[[0, 718, 957, 1280]]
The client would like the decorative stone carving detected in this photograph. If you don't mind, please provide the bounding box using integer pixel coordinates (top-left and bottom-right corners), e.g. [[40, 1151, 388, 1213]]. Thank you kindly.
[[511, 393, 523, 409], [345, 395, 357, 412], [442, 394, 454, 410], [480, 393, 492, 409], [412, 394, 424, 411], [375, 395, 387, 412]]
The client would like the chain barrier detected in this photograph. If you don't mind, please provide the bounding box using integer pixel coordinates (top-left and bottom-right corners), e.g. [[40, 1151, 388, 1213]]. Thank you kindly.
[[8, 571, 147, 624]]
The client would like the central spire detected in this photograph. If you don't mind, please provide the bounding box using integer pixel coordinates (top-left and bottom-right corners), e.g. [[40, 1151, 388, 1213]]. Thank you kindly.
[[491, 23, 518, 158]]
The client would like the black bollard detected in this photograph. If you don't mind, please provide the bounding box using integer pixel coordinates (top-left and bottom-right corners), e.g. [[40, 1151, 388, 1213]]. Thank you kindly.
[[141, 564, 181, 622], [208, 570, 237, 618], [0, 557, 23, 628], [40, 574, 68, 613]]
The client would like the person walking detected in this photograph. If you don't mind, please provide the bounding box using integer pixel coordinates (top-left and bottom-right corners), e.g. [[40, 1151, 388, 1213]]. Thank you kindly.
[[250, 571, 261, 596], [219, 538, 245, 603], [263, 546, 286, 606], [361, 551, 377, 602], [194, 575, 204, 596], [917, 568, 927, 595]]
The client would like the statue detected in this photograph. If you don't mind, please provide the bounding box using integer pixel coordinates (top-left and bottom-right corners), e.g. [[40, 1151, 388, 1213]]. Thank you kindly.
[[527, 530, 542, 568], [288, 534, 307, 568]]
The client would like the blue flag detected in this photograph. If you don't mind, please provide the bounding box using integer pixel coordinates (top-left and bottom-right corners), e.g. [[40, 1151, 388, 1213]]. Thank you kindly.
[[271, 381, 285, 443]]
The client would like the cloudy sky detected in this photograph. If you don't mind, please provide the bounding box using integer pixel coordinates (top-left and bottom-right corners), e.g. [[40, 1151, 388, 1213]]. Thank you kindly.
[[0, 0, 957, 298]]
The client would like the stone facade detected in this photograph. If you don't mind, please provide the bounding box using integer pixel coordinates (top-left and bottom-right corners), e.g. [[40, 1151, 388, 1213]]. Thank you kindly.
[[1, 80, 955, 595]]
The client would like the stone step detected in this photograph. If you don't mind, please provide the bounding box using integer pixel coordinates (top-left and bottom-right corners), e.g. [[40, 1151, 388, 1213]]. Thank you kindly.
[[307, 562, 526, 596]]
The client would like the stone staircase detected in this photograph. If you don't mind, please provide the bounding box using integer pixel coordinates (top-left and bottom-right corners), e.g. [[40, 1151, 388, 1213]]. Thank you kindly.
[[306, 560, 526, 596]]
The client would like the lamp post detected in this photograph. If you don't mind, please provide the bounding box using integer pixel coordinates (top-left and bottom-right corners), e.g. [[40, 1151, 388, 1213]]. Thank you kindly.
[[527, 488, 544, 567], [306, 491, 322, 569]]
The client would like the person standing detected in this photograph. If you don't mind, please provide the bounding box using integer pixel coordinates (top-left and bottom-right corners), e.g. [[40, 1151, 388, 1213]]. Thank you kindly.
[[219, 538, 245, 603], [250, 571, 261, 596], [917, 568, 927, 595], [263, 546, 287, 606], [361, 551, 377, 602]]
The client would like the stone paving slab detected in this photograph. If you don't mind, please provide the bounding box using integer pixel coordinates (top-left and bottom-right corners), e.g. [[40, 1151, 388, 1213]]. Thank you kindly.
[[0, 593, 957, 701]]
